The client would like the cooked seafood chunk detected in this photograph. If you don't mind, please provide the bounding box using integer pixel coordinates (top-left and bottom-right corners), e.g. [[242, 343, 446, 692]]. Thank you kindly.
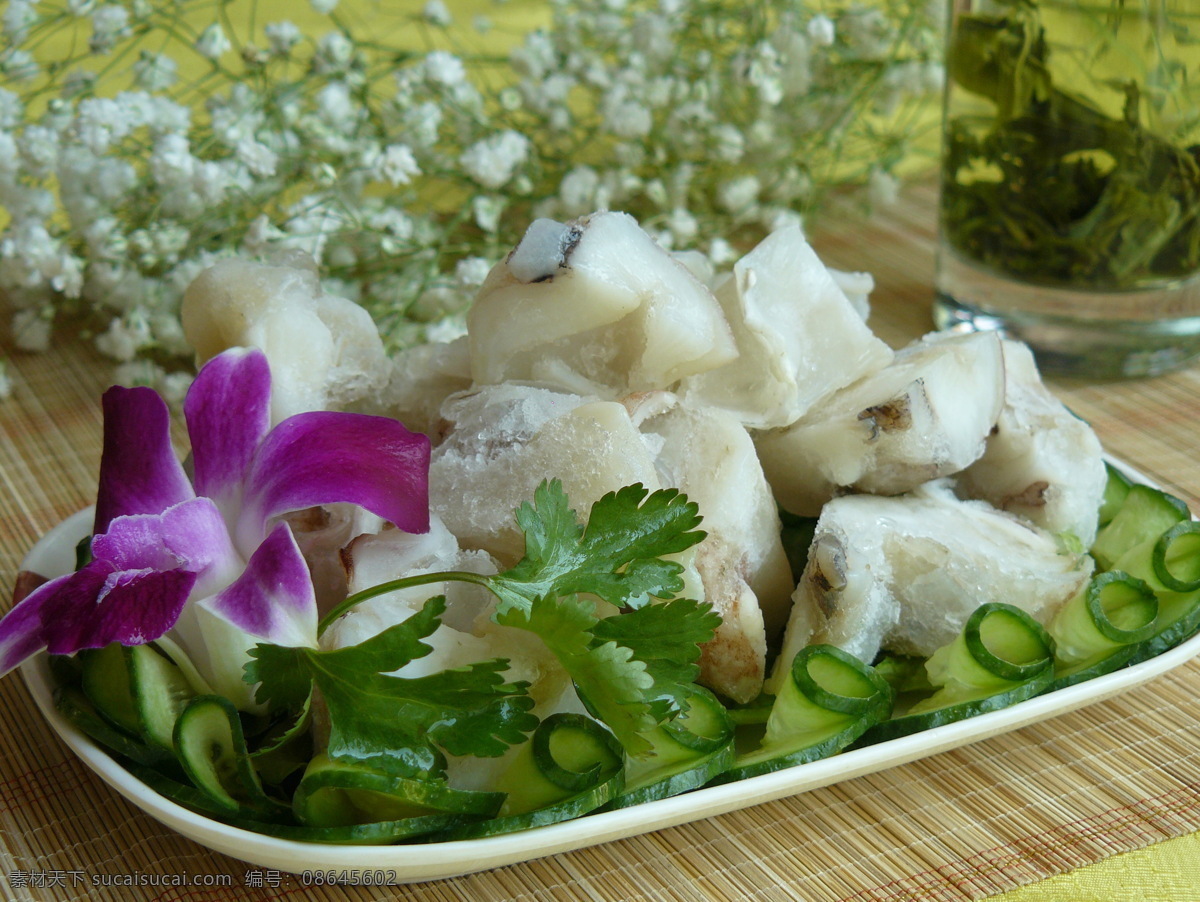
[[429, 383, 663, 563], [755, 330, 1006, 516], [957, 340, 1107, 548], [769, 480, 1093, 689], [468, 212, 737, 396], [631, 394, 796, 703], [181, 255, 388, 422], [681, 226, 893, 428]]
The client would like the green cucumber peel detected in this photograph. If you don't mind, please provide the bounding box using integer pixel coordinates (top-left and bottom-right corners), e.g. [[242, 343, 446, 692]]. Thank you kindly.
[[716, 645, 891, 782], [292, 754, 504, 827]]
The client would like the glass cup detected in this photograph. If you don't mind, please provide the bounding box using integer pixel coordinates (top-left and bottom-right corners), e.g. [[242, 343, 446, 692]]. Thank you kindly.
[[932, 0, 1200, 378]]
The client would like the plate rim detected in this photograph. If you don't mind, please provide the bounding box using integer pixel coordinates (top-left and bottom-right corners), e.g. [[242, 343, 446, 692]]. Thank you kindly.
[[17, 461, 1200, 882]]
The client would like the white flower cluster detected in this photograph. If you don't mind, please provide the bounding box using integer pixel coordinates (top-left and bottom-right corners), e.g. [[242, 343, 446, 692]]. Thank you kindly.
[[0, 0, 942, 398]]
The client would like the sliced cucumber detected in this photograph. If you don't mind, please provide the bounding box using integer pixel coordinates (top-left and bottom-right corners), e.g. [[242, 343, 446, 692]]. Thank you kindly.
[[1090, 484, 1189, 571], [1129, 587, 1200, 663], [128, 644, 195, 751], [437, 713, 624, 840], [1098, 462, 1134, 527], [1150, 521, 1200, 594], [293, 754, 504, 828], [606, 686, 735, 808], [1048, 571, 1158, 690], [54, 685, 177, 771], [714, 645, 892, 782], [861, 603, 1054, 744], [725, 693, 774, 727], [173, 695, 283, 819], [127, 763, 462, 844], [1109, 521, 1200, 660], [79, 644, 140, 736]]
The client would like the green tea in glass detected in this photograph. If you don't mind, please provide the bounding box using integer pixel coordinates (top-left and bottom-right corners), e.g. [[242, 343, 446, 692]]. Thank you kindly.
[[933, 0, 1200, 377]]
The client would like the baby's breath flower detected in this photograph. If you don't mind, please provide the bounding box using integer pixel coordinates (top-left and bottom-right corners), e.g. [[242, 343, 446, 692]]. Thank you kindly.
[[423, 1, 453, 27], [314, 31, 354, 73], [2, 0, 38, 44], [472, 196, 505, 234], [134, 52, 179, 91], [95, 311, 153, 362], [0, 0, 941, 372], [196, 23, 232, 60], [375, 144, 421, 186], [454, 256, 491, 288], [424, 50, 466, 88], [718, 175, 761, 218], [11, 308, 53, 353], [89, 5, 130, 53], [0, 89, 21, 129], [0, 48, 38, 82], [808, 14, 836, 47], [265, 21, 302, 55], [460, 131, 529, 190], [235, 136, 279, 177]]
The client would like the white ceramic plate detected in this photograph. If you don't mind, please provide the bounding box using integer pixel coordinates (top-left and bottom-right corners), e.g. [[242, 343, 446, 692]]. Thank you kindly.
[[18, 478, 1200, 883]]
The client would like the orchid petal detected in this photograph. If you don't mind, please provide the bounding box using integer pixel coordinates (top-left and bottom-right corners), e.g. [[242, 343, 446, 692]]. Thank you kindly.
[[185, 523, 317, 711], [237, 411, 431, 551], [0, 571, 70, 675], [45, 566, 197, 654], [92, 497, 242, 599], [0, 561, 196, 673], [184, 348, 272, 517], [200, 523, 317, 648], [94, 386, 195, 533]]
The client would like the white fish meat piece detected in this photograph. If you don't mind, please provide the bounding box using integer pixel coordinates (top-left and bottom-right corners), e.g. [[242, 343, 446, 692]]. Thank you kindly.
[[468, 212, 737, 396], [769, 480, 1093, 689], [367, 336, 472, 440], [430, 383, 663, 563], [829, 268, 875, 320], [682, 226, 893, 428], [181, 255, 388, 423], [755, 330, 1006, 516], [957, 340, 1108, 548], [631, 393, 794, 704]]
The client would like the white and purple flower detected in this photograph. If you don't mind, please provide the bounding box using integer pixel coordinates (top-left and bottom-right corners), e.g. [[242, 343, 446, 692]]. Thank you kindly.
[[0, 347, 430, 707]]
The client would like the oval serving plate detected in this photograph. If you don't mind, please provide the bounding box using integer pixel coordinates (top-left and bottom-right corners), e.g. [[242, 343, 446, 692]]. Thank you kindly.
[[18, 466, 1200, 884]]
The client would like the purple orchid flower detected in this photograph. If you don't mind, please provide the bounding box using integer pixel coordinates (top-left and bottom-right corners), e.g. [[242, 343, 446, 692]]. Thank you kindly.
[[0, 347, 430, 706]]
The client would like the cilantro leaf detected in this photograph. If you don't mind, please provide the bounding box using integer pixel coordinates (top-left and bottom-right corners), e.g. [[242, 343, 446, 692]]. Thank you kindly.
[[591, 599, 722, 720], [490, 481, 706, 614], [246, 596, 537, 777], [496, 594, 658, 755], [317, 480, 721, 762]]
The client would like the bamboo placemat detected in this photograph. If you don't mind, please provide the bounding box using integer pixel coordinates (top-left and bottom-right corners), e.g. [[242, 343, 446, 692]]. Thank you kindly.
[[2, 183, 1200, 902]]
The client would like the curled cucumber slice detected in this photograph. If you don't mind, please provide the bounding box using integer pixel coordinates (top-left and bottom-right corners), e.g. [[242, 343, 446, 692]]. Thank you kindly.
[[862, 603, 1055, 744], [292, 754, 504, 828], [714, 645, 892, 782], [1048, 571, 1157, 689], [606, 686, 735, 808], [1091, 483, 1189, 571], [438, 713, 624, 839], [174, 695, 284, 820]]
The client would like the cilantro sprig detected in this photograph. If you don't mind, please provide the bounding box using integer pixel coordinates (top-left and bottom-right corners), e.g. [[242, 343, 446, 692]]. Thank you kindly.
[[263, 480, 718, 763], [246, 595, 538, 777]]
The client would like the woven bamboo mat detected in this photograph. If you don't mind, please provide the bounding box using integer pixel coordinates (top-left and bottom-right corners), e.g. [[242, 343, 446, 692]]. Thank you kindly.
[[2, 183, 1200, 902]]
